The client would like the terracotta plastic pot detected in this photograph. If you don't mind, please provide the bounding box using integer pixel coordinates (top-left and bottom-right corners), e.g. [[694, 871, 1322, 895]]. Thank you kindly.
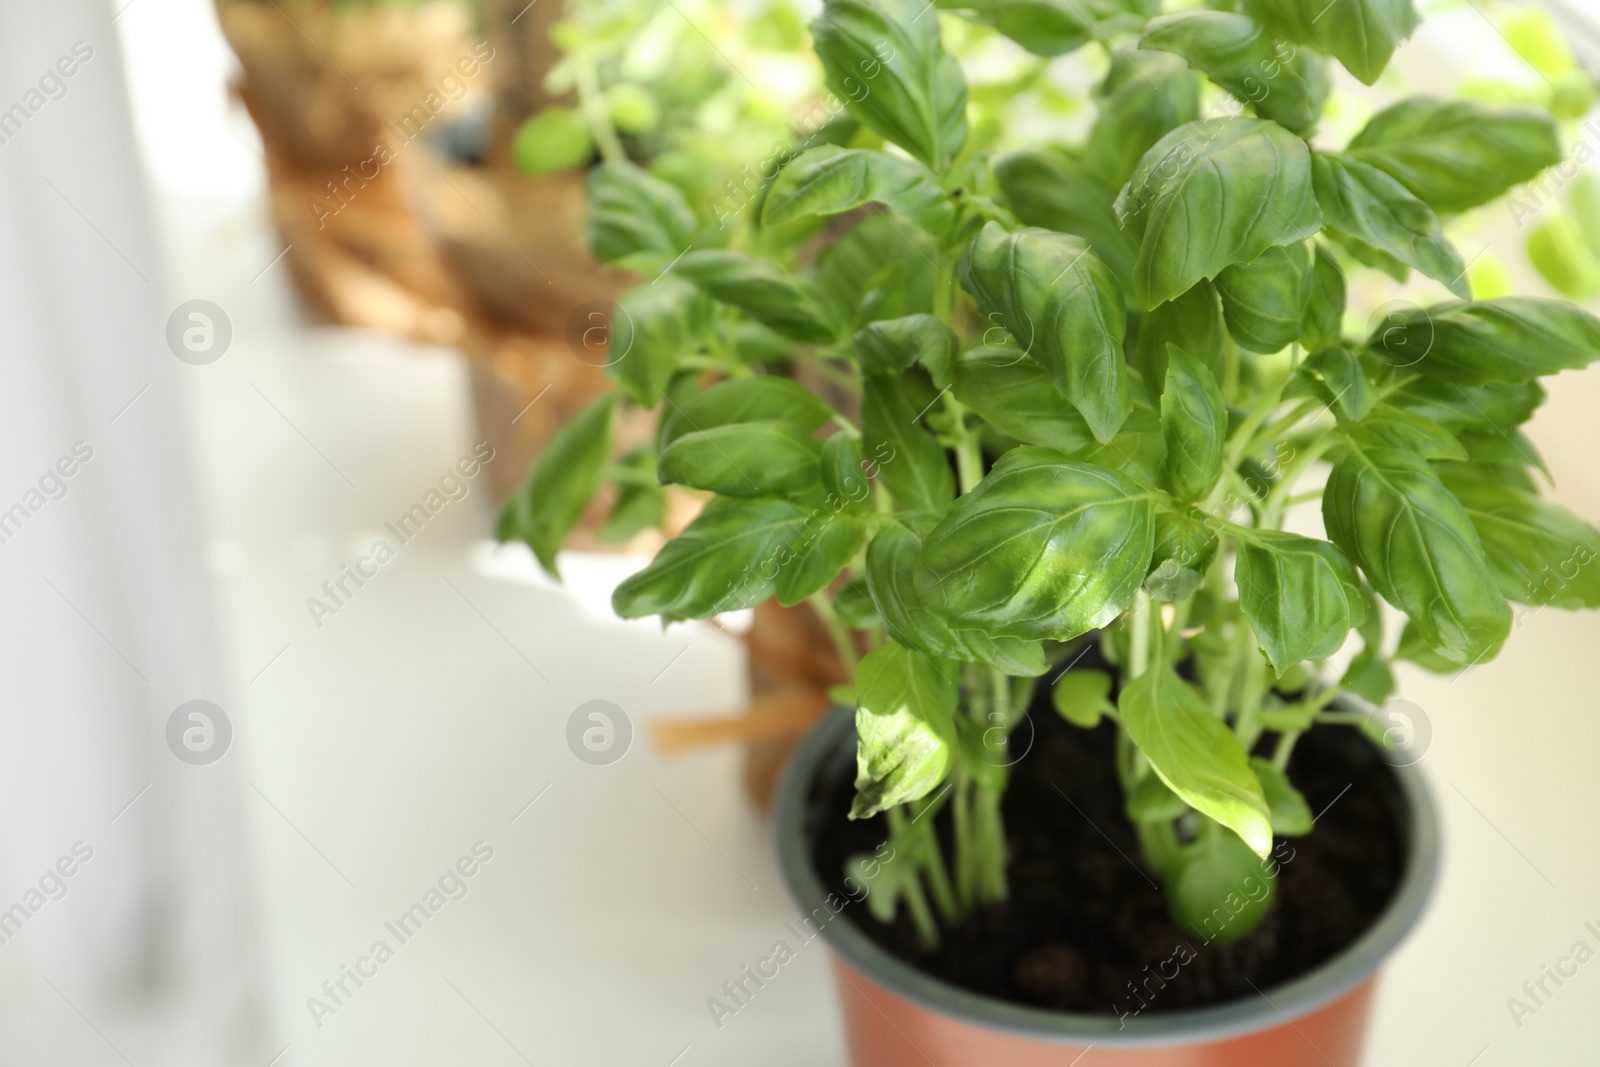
[[774, 707, 1440, 1066]]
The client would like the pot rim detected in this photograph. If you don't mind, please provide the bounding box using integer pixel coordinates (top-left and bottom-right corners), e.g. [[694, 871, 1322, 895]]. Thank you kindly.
[[773, 704, 1440, 1049]]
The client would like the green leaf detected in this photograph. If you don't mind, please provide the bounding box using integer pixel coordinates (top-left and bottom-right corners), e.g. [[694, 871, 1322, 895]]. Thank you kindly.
[[1233, 529, 1365, 674], [1301, 243, 1346, 352], [821, 432, 873, 514], [867, 513, 1050, 674], [1304, 346, 1373, 422], [612, 496, 814, 619], [660, 376, 837, 451], [776, 515, 867, 606], [1527, 215, 1600, 302], [512, 106, 594, 175], [500, 393, 614, 578], [1346, 404, 1466, 461], [1140, 11, 1329, 135], [1166, 830, 1276, 942], [1134, 282, 1227, 387], [1311, 153, 1468, 298], [1126, 770, 1189, 821], [994, 149, 1139, 288], [608, 277, 713, 406], [817, 215, 938, 329], [953, 351, 1099, 454], [854, 314, 960, 382], [672, 250, 840, 343], [851, 640, 959, 819], [1145, 510, 1218, 601], [862, 375, 956, 513], [811, 0, 968, 172], [1086, 48, 1200, 189], [1053, 668, 1114, 728], [935, 0, 1095, 56], [658, 421, 822, 497], [1323, 444, 1511, 663], [1248, 0, 1417, 85], [1214, 241, 1312, 354], [585, 162, 697, 267], [598, 481, 666, 543], [1388, 377, 1544, 436], [1367, 298, 1600, 384], [915, 448, 1157, 640], [1250, 758, 1314, 836], [1441, 477, 1600, 609], [1116, 117, 1321, 309], [1345, 97, 1561, 214], [1118, 667, 1274, 857], [761, 146, 954, 235], [1070, 401, 1169, 487], [960, 223, 1132, 443], [1160, 345, 1227, 501], [835, 576, 883, 629]]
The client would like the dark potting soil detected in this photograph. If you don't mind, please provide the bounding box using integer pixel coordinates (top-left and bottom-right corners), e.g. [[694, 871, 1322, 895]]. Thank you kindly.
[[807, 654, 1407, 1016]]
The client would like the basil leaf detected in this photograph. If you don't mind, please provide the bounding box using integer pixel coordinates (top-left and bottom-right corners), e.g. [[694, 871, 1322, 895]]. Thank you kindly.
[[1140, 11, 1329, 135], [598, 481, 666, 544], [851, 640, 959, 819], [612, 496, 813, 619], [1346, 404, 1466, 461], [862, 374, 956, 512], [1247, 0, 1417, 86], [1160, 345, 1227, 502], [672, 250, 840, 343], [1249, 758, 1313, 836], [1126, 770, 1189, 822], [609, 276, 713, 406], [658, 421, 822, 497], [817, 214, 938, 329], [1368, 298, 1600, 384], [1233, 528, 1365, 674], [1311, 153, 1468, 298], [1323, 444, 1511, 663], [1134, 281, 1227, 386], [1304, 346, 1373, 422], [1388, 377, 1544, 433], [761, 146, 954, 235], [953, 351, 1099, 454], [995, 148, 1138, 289], [866, 514, 1049, 674], [775, 515, 867, 606], [1053, 668, 1115, 729], [1087, 47, 1200, 189], [661, 376, 836, 450], [1118, 666, 1273, 857], [854, 314, 960, 382], [1145, 510, 1218, 601], [821, 432, 873, 513], [811, 0, 968, 172], [1116, 117, 1321, 309], [834, 576, 882, 629], [1528, 214, 1600, 302], [1214, 241, 1312, 354], [915, 448, 1157, 640], [500, 393, 614, 578], [1441, 478, 1600, 609], [1345, 97, 1561, 214], [960, 222, 1132, 443], [1070, 401, 1169, 487], [585, 161, 697, 267], [1300, 243, 1346, 352], [935, 0, 1094, 56]]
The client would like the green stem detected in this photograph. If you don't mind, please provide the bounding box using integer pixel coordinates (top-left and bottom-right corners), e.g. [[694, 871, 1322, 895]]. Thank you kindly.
[[808, 591, 859, 675], [1129, 591, 1153, 680], [572, 52, 626, 165]]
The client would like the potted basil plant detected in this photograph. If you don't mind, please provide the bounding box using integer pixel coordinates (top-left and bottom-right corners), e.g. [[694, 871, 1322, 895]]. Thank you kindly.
[[499, 0, 1600, 1061]]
